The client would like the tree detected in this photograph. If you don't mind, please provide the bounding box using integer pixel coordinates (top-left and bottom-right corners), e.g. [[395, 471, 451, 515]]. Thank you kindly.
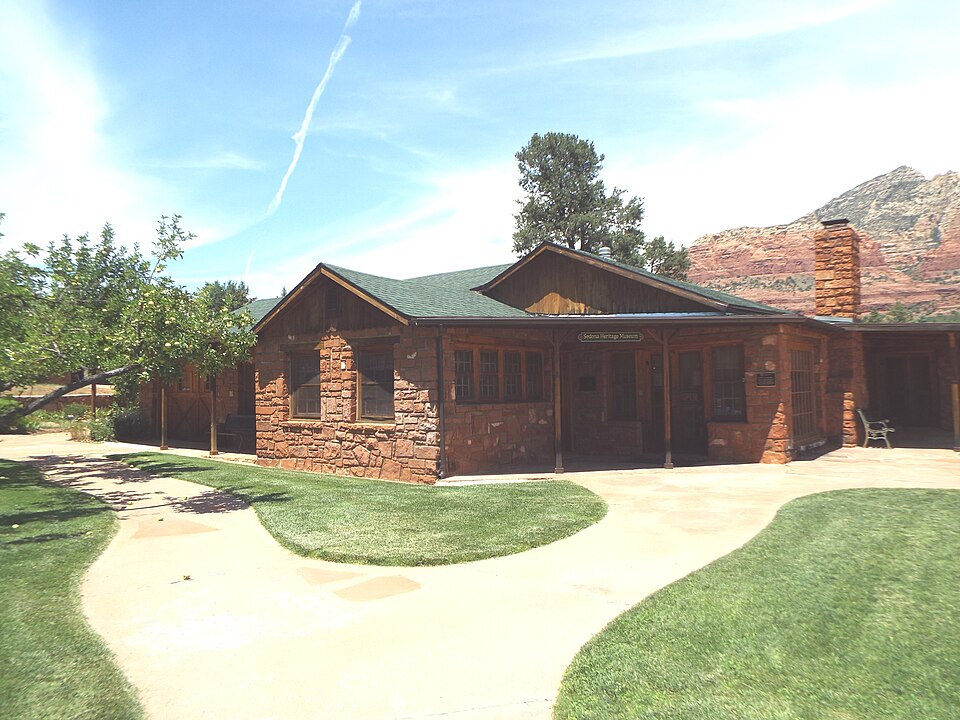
[[512, 132, 689, 279], [197, 280, 252, 314], [0, 215, 255, 427]]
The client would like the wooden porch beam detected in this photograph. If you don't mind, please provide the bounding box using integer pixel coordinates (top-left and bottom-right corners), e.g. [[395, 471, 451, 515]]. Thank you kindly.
[[553, 330, 564, 474], [662, 329, 675, 469]]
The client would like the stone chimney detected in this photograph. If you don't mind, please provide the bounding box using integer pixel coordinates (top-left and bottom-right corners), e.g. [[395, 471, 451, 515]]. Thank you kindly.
[[814, 218, 861, 319]]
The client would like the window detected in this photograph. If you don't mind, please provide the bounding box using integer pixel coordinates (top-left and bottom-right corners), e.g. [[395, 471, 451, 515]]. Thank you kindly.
[[358, 348, 394, 421], [454, 347, 545, 403], [791, 347, 817, 442], [504, 351, 522, 401], [711, 346, 745, 421], [290, 353, 320, 418], [455, 350, 474, 401], [612, 352, 637, 420], [479, 351, 499, 400]]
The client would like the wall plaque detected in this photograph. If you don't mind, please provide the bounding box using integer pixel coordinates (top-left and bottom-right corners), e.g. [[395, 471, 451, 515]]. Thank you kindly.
[[577, 331, 642, 343], [756, 372, 777, 387]]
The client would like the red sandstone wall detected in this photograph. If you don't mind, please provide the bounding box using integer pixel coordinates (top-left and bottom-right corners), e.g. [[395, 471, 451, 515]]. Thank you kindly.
[[441, 328, 555, 476], [825, 332, 868, 446], [255, 325, 441, 484], [695, 325, 798, 464]]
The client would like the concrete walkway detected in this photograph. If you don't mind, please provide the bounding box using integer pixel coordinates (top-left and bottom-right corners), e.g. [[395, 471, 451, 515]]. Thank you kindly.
[[2, 432, 958, 719]]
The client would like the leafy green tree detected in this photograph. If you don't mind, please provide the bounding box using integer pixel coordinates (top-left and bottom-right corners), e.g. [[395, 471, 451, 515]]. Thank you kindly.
[[0, 215, 254, 426], [512, 132, 689, 279], [197, 280, 252, 314]]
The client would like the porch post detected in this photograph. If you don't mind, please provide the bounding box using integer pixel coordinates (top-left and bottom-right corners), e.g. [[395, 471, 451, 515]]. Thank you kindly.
[[553, 331, 564, 474], [209, 374, 219, 456], [663, 330, 674, 469], [160, 382, 169, 450], [951, 332, 960, 452]]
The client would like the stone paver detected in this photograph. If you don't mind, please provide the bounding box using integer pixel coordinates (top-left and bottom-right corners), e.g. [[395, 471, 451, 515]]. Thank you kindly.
[[2, 432, 958, 719]]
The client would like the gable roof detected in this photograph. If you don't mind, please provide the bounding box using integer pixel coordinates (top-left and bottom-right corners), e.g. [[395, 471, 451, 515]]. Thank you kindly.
[[254, 243, 794, 334], [476, 243, 786, 315]]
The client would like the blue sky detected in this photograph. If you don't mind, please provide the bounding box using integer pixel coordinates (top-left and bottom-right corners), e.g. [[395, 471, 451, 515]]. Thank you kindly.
[[2, 0, 958, 298]]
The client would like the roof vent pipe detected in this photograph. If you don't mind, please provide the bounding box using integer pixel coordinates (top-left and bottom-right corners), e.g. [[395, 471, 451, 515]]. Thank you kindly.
[[598, 246, 612, 258]]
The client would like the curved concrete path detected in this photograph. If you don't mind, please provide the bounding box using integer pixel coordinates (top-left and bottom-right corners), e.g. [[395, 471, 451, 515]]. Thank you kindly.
[[2, 432, 959, 719]]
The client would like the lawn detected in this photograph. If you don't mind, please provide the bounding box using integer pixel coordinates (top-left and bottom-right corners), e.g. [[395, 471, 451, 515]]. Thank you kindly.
[[0, 460, 142, 720], [114, 452, 607, 565], [555, 488, 960, 720]]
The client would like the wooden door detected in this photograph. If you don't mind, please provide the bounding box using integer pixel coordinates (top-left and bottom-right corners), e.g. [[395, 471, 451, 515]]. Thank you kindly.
[[884, 355, 937, 426], [672, 350, 706, 453]]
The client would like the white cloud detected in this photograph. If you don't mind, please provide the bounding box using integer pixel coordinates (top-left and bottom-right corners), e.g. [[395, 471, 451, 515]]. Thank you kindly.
[[151, 152, 265, 171], [531, 0, 891, 69], [0, 1, 167, 250], [241, 162, 521, 296]]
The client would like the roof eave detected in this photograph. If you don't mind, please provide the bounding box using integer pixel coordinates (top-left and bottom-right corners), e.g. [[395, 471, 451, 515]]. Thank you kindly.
[[412, 313, 815, 328]]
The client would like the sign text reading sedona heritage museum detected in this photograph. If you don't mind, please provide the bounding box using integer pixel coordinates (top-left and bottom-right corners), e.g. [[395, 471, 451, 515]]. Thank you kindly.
[[577, 332, 643, 343]]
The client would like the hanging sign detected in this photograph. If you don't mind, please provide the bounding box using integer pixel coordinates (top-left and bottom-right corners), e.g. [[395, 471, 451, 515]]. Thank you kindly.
[[577, 331, 643, 343]]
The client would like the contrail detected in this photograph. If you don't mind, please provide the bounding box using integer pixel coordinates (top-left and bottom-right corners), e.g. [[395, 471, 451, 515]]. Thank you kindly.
[[267, 0, 362, 216]]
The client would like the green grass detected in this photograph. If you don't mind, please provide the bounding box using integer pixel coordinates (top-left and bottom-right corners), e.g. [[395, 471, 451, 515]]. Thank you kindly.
[[113, 452, 607, 565], [555, 489, 960, 720], [0, 460, 142, 720]]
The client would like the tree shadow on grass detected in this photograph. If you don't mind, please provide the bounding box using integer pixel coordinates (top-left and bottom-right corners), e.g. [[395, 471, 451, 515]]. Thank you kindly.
[[5, 531, 89, 546]]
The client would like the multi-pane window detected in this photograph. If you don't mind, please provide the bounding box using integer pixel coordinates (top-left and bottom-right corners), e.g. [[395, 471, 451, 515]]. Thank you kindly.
[[358, 348, 394, 421], [479, 351, 499, 401], [455, 350, 474, 401], [612, 351, 637, 420], [711, 346, 745, 421], [503, 351, 522, 401], [290, 353, 320, 418], [455, 347, 545, 403]]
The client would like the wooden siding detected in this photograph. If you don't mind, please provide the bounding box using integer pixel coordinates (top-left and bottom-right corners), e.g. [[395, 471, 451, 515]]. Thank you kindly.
[[279, 278, 396, 338], [484, 251, 715, 314]]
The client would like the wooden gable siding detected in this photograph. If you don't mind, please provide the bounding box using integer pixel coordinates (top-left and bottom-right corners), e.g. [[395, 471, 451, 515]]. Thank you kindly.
[[484, 250, 714, 314], [277, 277, 396, 338]]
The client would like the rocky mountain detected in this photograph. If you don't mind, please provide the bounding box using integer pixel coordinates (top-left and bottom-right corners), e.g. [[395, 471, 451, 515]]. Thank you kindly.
[[687, 166, 960, 316]]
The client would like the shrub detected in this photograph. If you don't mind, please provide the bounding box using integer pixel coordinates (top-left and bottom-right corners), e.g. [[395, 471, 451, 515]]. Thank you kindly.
[[111, 406, 149, 441], [65, 406, 147, 443], [60, 402, 91, 420]]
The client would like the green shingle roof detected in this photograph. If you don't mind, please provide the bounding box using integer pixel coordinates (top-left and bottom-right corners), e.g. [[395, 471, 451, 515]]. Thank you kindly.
[[407, 264, 514, 292], [236, 297, 282, 328], [326, 265, 529, 318]]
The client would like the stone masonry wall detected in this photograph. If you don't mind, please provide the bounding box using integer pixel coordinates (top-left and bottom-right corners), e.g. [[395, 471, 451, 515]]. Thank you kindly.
[[697, 325, 796, 464], [825, 332, 868, 446], [442, 327, 554, 476], [255, 325, 441, 484], [815, 219, 861, 319]]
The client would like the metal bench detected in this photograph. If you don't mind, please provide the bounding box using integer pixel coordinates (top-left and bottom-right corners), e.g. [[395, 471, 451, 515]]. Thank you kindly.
[[857, 408, 895, 448], [217, 414, 256, 453]]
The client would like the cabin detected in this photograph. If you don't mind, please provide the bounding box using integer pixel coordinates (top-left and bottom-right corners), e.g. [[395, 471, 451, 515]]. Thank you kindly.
[[137, 298, 280, 445], [251, 220, 960, 483]]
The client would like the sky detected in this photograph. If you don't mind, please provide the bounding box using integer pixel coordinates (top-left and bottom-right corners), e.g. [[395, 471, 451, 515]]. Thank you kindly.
[[1, 0, 959, 299]]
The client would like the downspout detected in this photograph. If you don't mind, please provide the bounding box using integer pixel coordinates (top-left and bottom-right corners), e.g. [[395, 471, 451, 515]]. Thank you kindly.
[[436, 325, 447, 478]]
